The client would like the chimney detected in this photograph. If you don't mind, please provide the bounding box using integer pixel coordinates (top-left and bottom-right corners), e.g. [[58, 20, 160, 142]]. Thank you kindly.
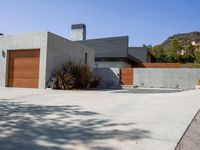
[[70, 24, 86, 41]]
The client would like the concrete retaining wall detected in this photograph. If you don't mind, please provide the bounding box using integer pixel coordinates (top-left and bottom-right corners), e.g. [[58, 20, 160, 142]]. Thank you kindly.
[[134, 68, 200, 90], [94, 68, 120, 88]]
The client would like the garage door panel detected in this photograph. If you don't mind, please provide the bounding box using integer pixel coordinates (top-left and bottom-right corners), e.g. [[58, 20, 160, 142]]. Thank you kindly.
[[9, 50, 39, 57], [8, 49, 40, 88], [8, 66, 39, 71], [10, 60, 40, 66], [8, 72, 39, 79], [8, 79, 39, 88], [9, 59, 39, 67]]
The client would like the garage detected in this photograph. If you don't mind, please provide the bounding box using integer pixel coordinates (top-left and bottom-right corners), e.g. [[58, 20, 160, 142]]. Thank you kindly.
[[0, 32, 94, 89], [7, 49, 40, 88]]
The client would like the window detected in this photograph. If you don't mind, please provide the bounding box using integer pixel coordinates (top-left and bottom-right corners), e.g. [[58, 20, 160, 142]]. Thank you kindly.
[[85, 53, 88, 65]]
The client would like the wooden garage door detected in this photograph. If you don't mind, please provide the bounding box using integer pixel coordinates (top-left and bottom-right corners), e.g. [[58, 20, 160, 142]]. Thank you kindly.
[[8, 49, 40, 88]]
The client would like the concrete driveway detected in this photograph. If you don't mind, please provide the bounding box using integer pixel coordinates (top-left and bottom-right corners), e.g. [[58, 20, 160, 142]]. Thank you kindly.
[[0, 88, 200, 150]]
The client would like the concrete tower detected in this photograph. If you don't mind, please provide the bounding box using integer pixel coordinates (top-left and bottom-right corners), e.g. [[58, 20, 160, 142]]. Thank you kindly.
[[70, 24, 86, 41]]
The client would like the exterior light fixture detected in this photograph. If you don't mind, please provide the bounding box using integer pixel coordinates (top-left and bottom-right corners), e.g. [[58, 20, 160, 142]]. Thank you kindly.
[[2, 50, 6, 58]]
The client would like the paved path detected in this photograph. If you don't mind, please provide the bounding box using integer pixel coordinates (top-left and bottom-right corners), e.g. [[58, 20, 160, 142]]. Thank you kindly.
[[175, 110, 200, 150], [0, 88, 200, 150]]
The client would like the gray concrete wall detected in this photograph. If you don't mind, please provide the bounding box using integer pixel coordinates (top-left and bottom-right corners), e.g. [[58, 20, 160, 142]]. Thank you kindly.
[[95, 61, 131, 68], [0, 32, 48, 88], [71, 28, 86, 41], [94, 68, 120, 88], [46, 32, 95, 84], [134, 68, 200, 90]]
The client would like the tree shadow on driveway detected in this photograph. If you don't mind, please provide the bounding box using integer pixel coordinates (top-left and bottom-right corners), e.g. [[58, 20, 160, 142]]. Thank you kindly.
[[0, 99, 151, 150]]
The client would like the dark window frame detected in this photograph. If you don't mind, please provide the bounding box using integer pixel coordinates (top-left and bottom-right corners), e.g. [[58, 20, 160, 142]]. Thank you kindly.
[[85, 53, 88, 65]]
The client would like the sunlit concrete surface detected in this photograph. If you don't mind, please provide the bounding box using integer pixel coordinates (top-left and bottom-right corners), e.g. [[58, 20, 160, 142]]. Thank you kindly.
[[0, 88, 200, 150]]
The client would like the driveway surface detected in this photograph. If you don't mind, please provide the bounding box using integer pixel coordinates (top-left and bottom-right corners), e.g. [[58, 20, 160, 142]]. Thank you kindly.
[[0, 88, 200, 150], [175, 110, 200, 150]]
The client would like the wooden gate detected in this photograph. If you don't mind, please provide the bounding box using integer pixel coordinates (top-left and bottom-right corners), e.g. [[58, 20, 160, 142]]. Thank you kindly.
[[120, 68, 133, 85]]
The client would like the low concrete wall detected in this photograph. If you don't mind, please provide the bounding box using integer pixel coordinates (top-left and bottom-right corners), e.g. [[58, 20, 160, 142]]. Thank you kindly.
[[94, 68, 120, 88], [134, 68, 200, 90]]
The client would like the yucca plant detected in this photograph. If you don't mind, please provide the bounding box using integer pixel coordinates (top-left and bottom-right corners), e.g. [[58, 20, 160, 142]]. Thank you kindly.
[[55, 70, 74, 90], [49, 61, 101, 90], [67, 62, 93, 89]]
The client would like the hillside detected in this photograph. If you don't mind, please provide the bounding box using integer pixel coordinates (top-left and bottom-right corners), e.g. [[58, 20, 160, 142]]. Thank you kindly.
[[150, 31, 200, 64], [160, 32, 200, 47]]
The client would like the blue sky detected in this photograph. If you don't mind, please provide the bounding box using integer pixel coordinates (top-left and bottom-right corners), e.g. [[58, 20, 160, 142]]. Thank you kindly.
[[0, 0, 200, 46]]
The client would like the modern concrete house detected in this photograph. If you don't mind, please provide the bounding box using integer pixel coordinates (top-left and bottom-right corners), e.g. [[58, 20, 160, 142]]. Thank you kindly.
[[0, 23, 156, 89], [0, 32, 94, 89], [72, 24, 155, 67]]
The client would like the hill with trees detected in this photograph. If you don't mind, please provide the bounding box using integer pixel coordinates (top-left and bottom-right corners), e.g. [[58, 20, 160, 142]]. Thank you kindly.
[[144, 32, 200, 67], [161, 32, 200, 48]]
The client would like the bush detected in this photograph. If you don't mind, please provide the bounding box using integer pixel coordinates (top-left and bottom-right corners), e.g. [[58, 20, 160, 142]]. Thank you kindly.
[[48, 62, 101, 90], [194, 50, 200, 64], [198, 79, 200, 85], [193, 63, 200, 68]]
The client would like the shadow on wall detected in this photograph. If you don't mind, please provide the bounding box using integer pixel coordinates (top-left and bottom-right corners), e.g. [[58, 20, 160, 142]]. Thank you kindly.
[[0, 99, 150, 150], [94, 68, 122, 89]]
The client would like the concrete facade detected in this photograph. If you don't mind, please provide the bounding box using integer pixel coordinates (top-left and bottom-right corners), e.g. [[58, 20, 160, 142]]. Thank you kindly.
[[0, 32, 48, 88], [134, 68, 200, 90], [46, 32, 94, 82], [94, 68, 120, 88], [0, 32, 94, 89], [79, 36, 142, 68], [70, 24, 86, 41]]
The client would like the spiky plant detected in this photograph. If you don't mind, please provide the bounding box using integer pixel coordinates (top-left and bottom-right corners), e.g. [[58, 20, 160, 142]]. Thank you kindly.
[[52, 61, 100, 90], [55, 70, 74, 90], [67, 62, 93, 89]]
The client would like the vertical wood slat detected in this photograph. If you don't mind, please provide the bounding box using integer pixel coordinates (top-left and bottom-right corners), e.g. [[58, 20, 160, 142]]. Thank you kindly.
[[120, 68, 133, 85]]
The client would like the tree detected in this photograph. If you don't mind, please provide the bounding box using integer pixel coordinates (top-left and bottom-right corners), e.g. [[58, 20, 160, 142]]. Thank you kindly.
[[143, 44, 153, 51], [151, 46, 168, 62], [194, 50, 200, 64], [165, 39, 181, 62]]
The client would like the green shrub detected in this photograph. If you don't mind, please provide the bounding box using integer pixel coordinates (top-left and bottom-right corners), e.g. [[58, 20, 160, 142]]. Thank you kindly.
[[198, 79, 200, 85], [49, 62, 101, 90], [193, 63, 200, 68]]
